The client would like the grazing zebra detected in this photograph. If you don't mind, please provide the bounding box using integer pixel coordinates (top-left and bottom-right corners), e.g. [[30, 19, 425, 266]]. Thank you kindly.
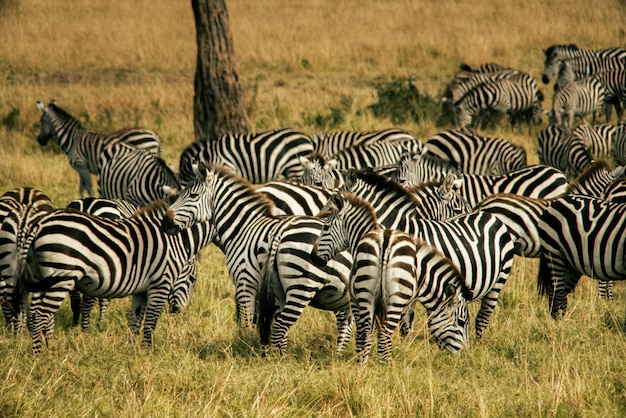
[[538, 194, 626, 324], [178, 128, 314, 186], [299, 153, 346, 190], [36, 101, 162, 197], [312, 128, 416, 158], [342, 169, 516, 339], [401, 165, 568, 208], [0, 189, 54, 332], [425, 129, 527, 176], [310, 193, 471, 361], [256, 180, 333, 216], [162, 164, 354, 354], [551, 61, 607, 129], [14, 198, 215, 354], [98, 143, 180, 207], [537, 125, 594, 178], [392, 152, 459, 184], [566, 160, 624, 197], [572, 123, 619, 159]]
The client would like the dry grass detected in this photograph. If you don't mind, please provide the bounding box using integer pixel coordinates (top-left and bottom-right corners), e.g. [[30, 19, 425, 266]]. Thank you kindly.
[[1, 0, 626, 416]]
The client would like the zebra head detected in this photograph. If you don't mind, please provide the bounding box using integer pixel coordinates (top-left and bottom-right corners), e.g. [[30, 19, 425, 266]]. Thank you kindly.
[[36, 101, 56, 146], [300, 154, 343, 189], [426, 282, 470, 354], [311, 193, 349, 265], [437, 174, 472, 215], [168, 259, 197, 314], [162, 162, 216, 235]]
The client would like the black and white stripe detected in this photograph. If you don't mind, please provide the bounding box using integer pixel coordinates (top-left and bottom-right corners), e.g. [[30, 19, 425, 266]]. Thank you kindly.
[[541, 44, 626, 84], [98, 143, 180, 207], [566, 160, 624, 197], [311, 193, 471, 361], [425, 129, 527, 176], [327, 137, 424, 171], [15, 199, 214, 354], [572, 123, 619, 159], [178, 128, 314, 186], [36, 101, 161, 197], [538, 194, 626, 323], [537, 125, 594, 178], [256, 180, 333, 216], [312, 128, 416, 158]]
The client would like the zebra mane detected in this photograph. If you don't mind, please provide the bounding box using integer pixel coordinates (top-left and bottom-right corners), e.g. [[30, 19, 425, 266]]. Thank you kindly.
[[132, 196, 177, 217], [47, 102, 81, 126], [353, 168, 422, 207], [341, 192, 379, 226], [566, 159, 613, 192], [212, 164, 278, 216], [306, 151, 327, 165], [544, 44, 579, 56]]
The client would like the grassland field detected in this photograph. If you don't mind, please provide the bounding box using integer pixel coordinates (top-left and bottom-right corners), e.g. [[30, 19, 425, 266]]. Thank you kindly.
[[1, 0, 626, 416]]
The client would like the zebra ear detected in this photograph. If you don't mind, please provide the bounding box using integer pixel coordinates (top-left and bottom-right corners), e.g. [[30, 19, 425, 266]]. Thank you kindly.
[[329, 193, 344, 212], [327, 159, 338, 170], [299, 155, 313, 169], [612, 166, 625, 178], [162, 185, 179, 198], [443, 283, 456, 299], [345, 168, 358, 189], [192, 161, 208, 179], [36, 101, 47, 113]]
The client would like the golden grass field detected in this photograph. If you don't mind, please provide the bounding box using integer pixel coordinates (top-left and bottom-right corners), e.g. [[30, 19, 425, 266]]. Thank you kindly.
[[1, 0, 626, 416]]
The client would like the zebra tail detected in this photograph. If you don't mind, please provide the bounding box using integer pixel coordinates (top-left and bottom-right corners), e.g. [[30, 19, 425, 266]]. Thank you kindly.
[[14, 221, 41, 296], [537, 254, 553, 297], [376, 239, 391, 325], [258, 234, 281, 347]]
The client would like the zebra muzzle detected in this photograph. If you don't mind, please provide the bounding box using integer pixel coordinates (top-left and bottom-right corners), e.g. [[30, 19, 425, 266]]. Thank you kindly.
[[161, 210, 181, 235]]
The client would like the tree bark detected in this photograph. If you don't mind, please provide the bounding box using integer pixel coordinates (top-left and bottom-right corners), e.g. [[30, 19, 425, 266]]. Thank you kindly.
[[192, 0, 250, 140]]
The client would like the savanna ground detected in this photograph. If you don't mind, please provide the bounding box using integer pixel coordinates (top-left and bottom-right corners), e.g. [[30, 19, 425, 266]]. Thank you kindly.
[[1, 0, 626, 416]]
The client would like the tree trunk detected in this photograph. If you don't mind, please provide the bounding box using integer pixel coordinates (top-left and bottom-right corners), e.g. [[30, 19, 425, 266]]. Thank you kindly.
[[192, 0, 250, 140]]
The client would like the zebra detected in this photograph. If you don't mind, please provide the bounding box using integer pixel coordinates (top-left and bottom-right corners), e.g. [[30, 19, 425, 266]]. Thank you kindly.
[[312, 128, 416, 158], [400, 165, 568, 208], [572, 123, 619, 159], [36, 101, 162, 197], [454, 77, 543, 131], [566, 160, 624, 197], [537, 125, 594, 178], [310, 193, 471, 361], [326, 137, 424, 172], [550, 61, 607, 129], [541, 44, 626, 84], [611, 123, 626, 166], [98, 143, 180, 207], [161, 164, 354, 354], [342, 168, 517, 339], [425, 129, 527, 176], [177, 128, 314, 186], [537, 194, 626, 324], [13, 198, 215, 354], [299, 153, 347, 190], [0, 190, 54, 333], [391, 151, 459, 184]]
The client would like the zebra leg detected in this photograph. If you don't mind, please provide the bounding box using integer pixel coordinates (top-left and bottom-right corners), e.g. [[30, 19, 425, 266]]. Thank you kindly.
[[399, 302, 416, 338], [270, 290, 317, 355], [80, 295, 97, 332], [474, 282, 507, 340], [129, 293, 148, 338], [377, 324, 394, 363], [334, 309, 353, 354], [98, 298, 110, 325], [141, 289, 169, 348], [377, 292, 411, 362], [69, 289, 82, 327], [77, 165, 94, 197], [353, 305, 375, 364], [27, 288, 70, 355], [598, 281, 614, 301]]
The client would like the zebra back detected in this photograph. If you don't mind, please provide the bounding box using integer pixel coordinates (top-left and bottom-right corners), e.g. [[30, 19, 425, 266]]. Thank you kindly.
[[256, 180, 333, 216], [312, 128, 415, 158], [567, 160, 624, 197], [330, 137, 424, 171]]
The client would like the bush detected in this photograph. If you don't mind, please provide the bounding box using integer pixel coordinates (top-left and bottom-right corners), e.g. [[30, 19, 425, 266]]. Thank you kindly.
[[368, 78, 440, 125]]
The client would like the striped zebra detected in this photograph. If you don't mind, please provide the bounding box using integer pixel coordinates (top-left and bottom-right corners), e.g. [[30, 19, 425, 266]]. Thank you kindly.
[[454, 77, 543, 131], [161, 164, 354, 354], [541, 44, 626, 84], [611, 123, 626, 166], [538, 194, 626, 324], [425, 129, 527, 176], [551, 61, 607, 129], [178, 128, 314, 186], [14, 198, 215, 354], [312, 128, 416, 158], [401, 164, 568, 208], [0, 188, 54, 332], [299, 153, 346, 190], [326, 137, 424, 171], [603, 178, 626, 204], [392, 152, 459, 184], [311, 193, 471, 361], [343, 168, 517, 339], [566, 160, 624, 197], [537, 125, 594, 178], [36, 101, 161, 197], [98, 143, 180, 207], [572, 123, 619, 159]]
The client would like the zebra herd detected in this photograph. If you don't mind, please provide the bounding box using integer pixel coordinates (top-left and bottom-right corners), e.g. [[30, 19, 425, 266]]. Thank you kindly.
[[3, 43, 626, 362]]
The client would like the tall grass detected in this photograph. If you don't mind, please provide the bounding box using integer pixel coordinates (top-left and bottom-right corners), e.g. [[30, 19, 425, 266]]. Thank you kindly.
[[1, 0, 626, 416]]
